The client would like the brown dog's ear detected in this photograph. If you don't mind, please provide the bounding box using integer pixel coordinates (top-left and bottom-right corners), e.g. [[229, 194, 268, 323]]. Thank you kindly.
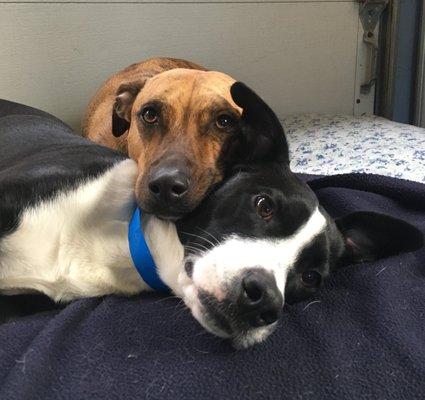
[[112, 81, 145, 137], [335, 211, 423, 266]]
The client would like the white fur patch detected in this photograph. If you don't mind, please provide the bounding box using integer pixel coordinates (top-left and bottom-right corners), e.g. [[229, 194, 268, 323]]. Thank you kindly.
[[142, 215, 184, 296], [0, 159, 150, 301]]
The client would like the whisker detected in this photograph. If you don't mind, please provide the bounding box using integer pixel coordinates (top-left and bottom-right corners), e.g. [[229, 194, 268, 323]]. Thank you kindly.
[[185, 241, 209, 252], [194, 227, 220, 245], [375, 267, 387, 276], [184, 245, 206, 256], [195, 328, 211, 338], [171, 302, 188, 319], [153, 295, 180, 305], [302, 300, 322, 312], [180, 231, 216, 248], [172, 299, 185, 312]]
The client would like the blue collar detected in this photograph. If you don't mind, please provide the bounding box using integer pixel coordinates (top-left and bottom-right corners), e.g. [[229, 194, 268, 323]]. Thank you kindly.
[[128, 208, 170, 293]]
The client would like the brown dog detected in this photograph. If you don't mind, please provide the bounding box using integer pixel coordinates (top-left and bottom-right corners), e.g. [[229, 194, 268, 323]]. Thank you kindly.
[[82, 57, 241, 220]]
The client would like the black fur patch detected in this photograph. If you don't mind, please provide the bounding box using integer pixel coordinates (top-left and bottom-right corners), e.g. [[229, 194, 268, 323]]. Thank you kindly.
[[0, 102, 126, 239]]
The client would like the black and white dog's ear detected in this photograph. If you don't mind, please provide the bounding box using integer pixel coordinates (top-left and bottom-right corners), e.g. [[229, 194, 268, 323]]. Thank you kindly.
[[112, 80, 146, 137], [336, 211, 423, 265], [223, 82, 289, 166]]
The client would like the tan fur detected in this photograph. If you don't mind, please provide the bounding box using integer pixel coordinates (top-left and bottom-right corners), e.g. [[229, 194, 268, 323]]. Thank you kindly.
[[82, 57, 207, 149], [82, 57, 241, 213]]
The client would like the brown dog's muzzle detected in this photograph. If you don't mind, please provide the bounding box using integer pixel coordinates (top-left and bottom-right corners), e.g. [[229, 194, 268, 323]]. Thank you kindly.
[[139, 155, 195, 220]]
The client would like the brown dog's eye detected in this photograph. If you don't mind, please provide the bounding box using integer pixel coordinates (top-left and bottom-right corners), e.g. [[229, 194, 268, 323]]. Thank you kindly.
[[216, 114, 235, 129], [301, 271, 322, 288], [141, 107, 158, 124], [255, 195, 274, 221]]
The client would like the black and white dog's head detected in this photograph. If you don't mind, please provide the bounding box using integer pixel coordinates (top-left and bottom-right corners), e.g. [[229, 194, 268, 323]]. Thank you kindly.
[[176, 83, 424, 348]]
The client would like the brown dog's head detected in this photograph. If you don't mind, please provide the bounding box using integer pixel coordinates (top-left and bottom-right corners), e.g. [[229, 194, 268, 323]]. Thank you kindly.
[[112, 68, 241, 220]]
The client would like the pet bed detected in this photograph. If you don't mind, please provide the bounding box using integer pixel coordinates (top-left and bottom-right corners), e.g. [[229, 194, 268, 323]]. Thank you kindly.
[[0, 105, 424, 400], [284, 114, 425, 183]]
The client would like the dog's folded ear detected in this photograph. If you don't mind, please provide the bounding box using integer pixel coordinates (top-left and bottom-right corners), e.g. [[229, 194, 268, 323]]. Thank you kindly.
[[223, 82, 289, 167], [112, 80, 145, 137], [335, 211, 423, 266]]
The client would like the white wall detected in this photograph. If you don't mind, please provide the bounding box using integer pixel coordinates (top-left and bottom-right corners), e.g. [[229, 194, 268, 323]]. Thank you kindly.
[[0, 1, 360, 131]]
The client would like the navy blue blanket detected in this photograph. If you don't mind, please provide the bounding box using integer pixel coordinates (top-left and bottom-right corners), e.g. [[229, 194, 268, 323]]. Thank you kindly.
[[1, 173, 424, 400], [0, 102, 424, 399]]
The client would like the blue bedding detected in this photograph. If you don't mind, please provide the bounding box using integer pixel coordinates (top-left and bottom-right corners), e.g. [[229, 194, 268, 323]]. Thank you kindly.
[[1, 172, 424, 400]]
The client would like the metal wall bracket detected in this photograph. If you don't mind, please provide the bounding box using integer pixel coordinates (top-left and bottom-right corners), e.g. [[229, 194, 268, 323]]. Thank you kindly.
[[358, 0, 389, 94]]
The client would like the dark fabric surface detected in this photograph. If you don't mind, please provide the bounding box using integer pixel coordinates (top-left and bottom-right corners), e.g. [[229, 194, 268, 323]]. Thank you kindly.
[[0, 99, 74, 132], [0, 171, 424, 400]]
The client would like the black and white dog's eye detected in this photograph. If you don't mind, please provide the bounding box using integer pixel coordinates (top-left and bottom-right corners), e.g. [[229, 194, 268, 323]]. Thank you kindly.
[[184, 260, 194, 278], [301, 271, 322, 288], [141, 107, 159, 124], [255, 195, 275, 221], [216, 114, 235, 129]]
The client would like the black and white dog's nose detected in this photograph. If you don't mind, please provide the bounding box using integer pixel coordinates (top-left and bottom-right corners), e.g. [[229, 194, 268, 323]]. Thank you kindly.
[[236, 269, 283, 328]]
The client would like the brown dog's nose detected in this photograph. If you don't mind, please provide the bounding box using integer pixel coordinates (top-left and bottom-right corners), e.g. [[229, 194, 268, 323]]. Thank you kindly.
[[236, 269, 283, 328], [148, 168, 190, 204]]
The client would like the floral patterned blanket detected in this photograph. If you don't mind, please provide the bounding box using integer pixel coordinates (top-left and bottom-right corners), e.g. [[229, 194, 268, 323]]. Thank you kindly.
[[284, 114, 425, 183]]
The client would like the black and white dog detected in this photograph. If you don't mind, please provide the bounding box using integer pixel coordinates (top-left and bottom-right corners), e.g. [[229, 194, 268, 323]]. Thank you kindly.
[[0, 86, 422, 348]]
